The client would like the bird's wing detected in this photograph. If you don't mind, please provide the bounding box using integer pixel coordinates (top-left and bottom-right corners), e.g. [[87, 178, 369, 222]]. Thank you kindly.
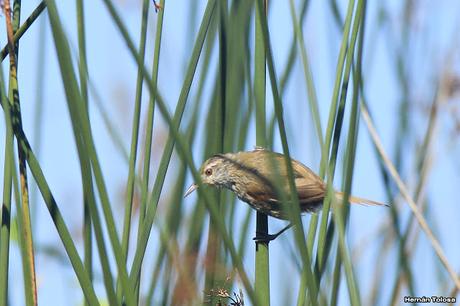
[[291, 160, 326, 204], [235, 149, 325, 203], [254, 151, 326, 203], [295, 181, 325, 203], [243, 178, 278, 203]]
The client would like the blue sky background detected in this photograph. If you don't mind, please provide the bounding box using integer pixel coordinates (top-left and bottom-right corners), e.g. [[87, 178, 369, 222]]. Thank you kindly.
[[1, 0, 460, 305]]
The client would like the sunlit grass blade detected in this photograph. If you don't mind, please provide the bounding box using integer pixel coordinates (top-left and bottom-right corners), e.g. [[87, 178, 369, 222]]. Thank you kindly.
[[98, 0, 258, 301], [0, 83, 100, 305], [117, 0, 218, 285], [76, 2, 93, 304], [44, 0, 135, 303], [254, 0, 269, 305], [0, 1, 47, 61], [315, 0, 357, 279], [4, 1, 38, 304], [361, 105, 460, 290], [325, 1, 367, 305], [255, 1, 318, 305], [118, 0, 151, 302], [0, 65, 14, 306], [203, 0, 227, 295], [137, 0, 164, 238]]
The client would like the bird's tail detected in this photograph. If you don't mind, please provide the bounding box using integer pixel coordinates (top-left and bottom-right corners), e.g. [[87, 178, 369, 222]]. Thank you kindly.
[[335, 191, 388, 207]]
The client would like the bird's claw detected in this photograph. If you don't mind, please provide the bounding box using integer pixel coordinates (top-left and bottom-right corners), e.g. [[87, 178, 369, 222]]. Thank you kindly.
[[253, 232, 279, 243], [152, 0, 162, 12], [253, 224, 294, 242]]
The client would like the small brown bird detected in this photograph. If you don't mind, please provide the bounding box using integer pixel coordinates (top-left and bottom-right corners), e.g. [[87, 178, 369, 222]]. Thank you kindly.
[[184, 148, 386, 240]]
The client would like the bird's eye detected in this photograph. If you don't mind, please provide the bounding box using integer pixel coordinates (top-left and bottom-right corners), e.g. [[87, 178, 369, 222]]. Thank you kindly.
[[205, 168, 213, 176]]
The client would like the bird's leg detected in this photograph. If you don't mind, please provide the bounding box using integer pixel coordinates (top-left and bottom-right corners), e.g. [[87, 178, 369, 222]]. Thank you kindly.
[[253, 223, 293, 242]]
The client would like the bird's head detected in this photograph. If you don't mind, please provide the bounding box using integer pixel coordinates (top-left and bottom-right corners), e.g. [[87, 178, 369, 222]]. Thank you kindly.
[[184, 154, 233, 197]]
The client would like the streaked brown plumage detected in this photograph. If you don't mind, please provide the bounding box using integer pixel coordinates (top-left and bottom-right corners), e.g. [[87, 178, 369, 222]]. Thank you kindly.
[[185, 148, 386, 220]]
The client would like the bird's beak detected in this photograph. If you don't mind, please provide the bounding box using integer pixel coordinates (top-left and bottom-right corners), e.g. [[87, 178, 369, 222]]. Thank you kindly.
[[184, 183, 198, 198]]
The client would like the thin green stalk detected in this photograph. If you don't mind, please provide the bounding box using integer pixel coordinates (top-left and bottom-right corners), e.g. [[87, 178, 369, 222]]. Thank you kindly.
[[254, 0, 266, 148], [69, 83, 134, 305], [137, 0, 165, 231], [147, 110, 199, 304], [204, 76, 225, 303], [165, 17, 219, 300], [386, 23, 458, 300], [361, 104, 460, 291], [134, 4, 166, 299], [99, 1, 258, 303], [145, 91, 258, 304], [179, 20, 219, 297], [315, 6, 369, 298], [30, 0, 47, 236], [149, 25, 218, 304], [76, 0, 88, 105], [0, 1, 46, 61], [0, 88, 99, 306], [124, 0, 216, 283], [330, 199, 360, 305], [329, 4, 367, 306], [324, 3, 368, 306], [184, 36, 220, 263], [2, 27, 99, 302], [328, 1, 364, 189], [329, 247, 342, 306], [254, 0, 270, 305], [270, 4, 323, 305], [315, 0, 357, 277], [75, 3, 120, 304], [44, 1, 135, 304], [237, 57, 255, 260], [0, 70, 14, 306], [118, 0, 150, 302], [255, 1, 318, 305], [389, 79, 444, 304], [76, 1, 93, 300], [222, 0, 253, 247], [204, 0, 226, 296], [285, 6, 324, 302], [4, 1, 38, 304], [277, 6, 325, 301], [78, 145, 119, 306]]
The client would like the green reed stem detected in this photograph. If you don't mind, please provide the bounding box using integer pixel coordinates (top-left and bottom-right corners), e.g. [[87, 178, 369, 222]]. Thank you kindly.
[[0, 85, 99, 306], [315, 0, 357, 278], [0, 64, 14, 306], [76, 2, 93, 303], [5, 1, 38, 304], [0, 1, 46, 61], [255, 1, 318, 305], [329, 4, 366, 306], [101, 0, 262, 303], [254, 0, 270, 305], [117, 0, 150, 302], [45, 0, 135, 303]]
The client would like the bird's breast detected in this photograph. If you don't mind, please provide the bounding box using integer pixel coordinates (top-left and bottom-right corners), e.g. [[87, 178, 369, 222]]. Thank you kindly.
[[227, 183, 287, 219]]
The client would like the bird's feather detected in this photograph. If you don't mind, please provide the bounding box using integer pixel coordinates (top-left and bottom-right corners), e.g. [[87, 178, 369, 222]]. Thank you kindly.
[[215, 149, 387, 219]]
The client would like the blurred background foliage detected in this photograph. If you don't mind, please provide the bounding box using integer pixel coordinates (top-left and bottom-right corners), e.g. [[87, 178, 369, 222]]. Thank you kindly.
[[0, 0, 460, 305]]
